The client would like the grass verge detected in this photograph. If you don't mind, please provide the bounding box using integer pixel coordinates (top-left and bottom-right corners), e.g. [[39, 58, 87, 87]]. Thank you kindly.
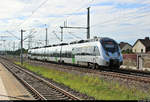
[[15, 62, 150, 100]]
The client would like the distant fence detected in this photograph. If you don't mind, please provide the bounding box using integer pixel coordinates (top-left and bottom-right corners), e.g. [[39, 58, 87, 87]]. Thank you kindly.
[[123, 54, 137, 61], [140, 54, 150, 68], [123, 54, 137, 67], [122, 54, 150, 68]]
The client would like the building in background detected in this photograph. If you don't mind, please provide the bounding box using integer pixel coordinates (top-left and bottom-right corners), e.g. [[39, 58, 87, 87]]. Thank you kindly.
[[132, 37, 150, 53], [119, 42, 132, 53]]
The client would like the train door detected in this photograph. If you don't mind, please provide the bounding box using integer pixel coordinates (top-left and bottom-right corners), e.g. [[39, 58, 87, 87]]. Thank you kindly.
[[93, 46, 96, 64], [93, 46, 100, 69], [60, 45, 63, 63]]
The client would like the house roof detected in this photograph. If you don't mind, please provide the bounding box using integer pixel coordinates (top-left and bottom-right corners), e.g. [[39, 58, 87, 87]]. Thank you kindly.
[[133, 37, 150, 48], [119, 42, 132, 49], [139, 39, 150, 48]]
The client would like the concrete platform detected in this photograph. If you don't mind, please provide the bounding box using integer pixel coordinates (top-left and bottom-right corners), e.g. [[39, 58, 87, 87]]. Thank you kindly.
[[0, 63, 35, 100]]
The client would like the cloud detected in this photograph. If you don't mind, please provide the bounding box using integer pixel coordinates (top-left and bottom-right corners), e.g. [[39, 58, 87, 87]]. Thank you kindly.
[[0, 0, 150, 50]]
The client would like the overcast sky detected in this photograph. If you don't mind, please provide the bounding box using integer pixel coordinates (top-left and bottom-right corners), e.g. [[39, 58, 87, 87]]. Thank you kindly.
[[0, 0, 150, 50]]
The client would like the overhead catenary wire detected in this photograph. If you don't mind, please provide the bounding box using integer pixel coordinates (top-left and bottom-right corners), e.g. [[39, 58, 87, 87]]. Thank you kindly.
[[52, 31, 61, 41], [4, 0, 150, 49], [48, 3, 92, 41], [11, 0, 90, 32], [16, 0, 49, 29], [90, 5, 150, 28], [91, 12, 150, 29], [67, 32, 83, 40], [6, 31, 20, 40], [6, 1, 49, 35], [5, 0, 91, 44], [46, 0, 93, 29]]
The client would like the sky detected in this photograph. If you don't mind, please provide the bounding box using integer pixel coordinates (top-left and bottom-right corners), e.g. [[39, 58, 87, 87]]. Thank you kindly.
[[0, 0, 150, 50]]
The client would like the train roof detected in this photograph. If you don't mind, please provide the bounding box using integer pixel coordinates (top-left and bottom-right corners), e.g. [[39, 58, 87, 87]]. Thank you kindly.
[[29, 37, 114, 49]]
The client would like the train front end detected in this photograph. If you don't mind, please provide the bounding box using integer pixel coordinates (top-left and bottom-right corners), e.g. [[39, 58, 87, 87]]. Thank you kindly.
[[100, 38, 123, 68]]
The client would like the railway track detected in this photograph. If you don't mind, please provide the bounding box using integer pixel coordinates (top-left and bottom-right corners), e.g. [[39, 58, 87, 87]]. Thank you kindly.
[[3, 55, 150, 78], [0, 58, 81, 100], [25, 59, 150, 83], [1, 55, 150, 99]]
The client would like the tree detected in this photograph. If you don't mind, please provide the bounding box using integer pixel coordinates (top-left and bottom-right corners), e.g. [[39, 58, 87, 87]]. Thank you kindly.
[[121, 49, 133, 54]]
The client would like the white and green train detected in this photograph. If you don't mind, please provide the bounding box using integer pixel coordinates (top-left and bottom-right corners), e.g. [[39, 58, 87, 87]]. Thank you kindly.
[[28, 37, 123, 69]]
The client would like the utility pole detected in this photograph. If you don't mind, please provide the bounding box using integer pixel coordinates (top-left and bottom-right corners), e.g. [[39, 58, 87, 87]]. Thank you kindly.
[[3, 40, 6, 55], [13, 41, 15, 58], [28, 37, 31, 49], [20, 29, 25, 65], [13, 41, 15, 51], [60, 27, 63, 42], [45, 24, 48, 46], [60, 7, 90, 40], [87, 7, 90, 39]]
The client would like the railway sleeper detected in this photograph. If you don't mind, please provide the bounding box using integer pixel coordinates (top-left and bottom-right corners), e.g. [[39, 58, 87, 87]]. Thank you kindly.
[[56, 94, 66, 97], [52, 91, 62, 94], [57, 97, 69, 100], [45, 97, 63, 100], [42, 95, 54, 97], [41, 93, 55, 95]]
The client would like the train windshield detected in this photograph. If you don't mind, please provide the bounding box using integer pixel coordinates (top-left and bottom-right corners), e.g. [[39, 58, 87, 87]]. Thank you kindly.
[[101, 39, 119, 53]]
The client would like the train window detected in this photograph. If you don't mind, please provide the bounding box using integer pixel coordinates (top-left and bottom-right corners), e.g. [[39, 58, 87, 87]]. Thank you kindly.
[[51, 51, 53, 57], [54, 50, 57, 57], [43, 53, 45, 57], [65, 51, 67, 57], [54, 52, 57, 57], [49, 52, 51, 57], [55, 53, 57, 57], [68, 52, 72, 58], [56, 52, 59, 57], [75, 47, 80, 55], [67, 52, 69, 58], [86, 46, 91, 56], [66, 51, 68, 58], [64, 51, 67, 57], [72, 48, 75, 57], [77, 47, 81, 55], [101, 39, 119, 53], [84, 47, 88, 55], [62, 51, 65, 57], [81, 47, 84, 55], [64, 52, 67, 57], [52, 52, 54, 57], [57, 52, 60, 57], [86, 47, 91, 56], [74, 47, 91, 56]]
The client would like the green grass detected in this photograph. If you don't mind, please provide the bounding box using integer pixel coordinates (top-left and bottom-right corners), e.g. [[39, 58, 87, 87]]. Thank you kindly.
[[15, 62, 150, 100]]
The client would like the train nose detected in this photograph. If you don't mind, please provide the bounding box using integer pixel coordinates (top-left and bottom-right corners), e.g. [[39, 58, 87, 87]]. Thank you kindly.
[[108, 52, 119, 58]]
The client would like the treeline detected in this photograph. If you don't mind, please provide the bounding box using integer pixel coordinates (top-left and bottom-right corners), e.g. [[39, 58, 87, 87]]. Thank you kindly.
[[0, 48, 28, 55], [121, 49, 133, 54]]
